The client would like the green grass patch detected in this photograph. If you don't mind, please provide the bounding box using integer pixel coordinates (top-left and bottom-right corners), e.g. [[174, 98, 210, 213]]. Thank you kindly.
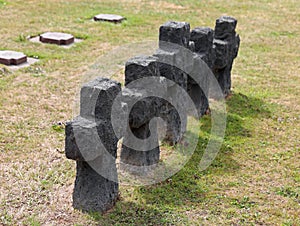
[[0, 0, 6, 6], [276, 186, 300, 200]]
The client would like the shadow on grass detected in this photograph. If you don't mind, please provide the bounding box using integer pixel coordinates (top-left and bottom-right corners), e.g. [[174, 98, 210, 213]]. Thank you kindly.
[[224, 92, 271, 140], [88, 92, 272, 224], [89, 200, 188, 225], [87, 140, 234, 224], [134, 137, 238, 210], [201, 92, 272, 140], [135, 92, 271, 209], [226, 92, 271, 119]]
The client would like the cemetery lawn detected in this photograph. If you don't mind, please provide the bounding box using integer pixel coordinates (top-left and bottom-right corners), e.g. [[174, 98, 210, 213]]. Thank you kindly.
[[0, 0, 299, 225]]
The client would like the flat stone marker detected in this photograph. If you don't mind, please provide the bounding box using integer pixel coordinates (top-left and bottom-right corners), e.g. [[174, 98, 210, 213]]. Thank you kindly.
[[0, 50, 27, 66], [39, 32, 74, 45], [94, 14, 125, 23]]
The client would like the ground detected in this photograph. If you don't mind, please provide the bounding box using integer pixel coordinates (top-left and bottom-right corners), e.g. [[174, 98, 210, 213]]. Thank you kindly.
[[0, 0, 299, 225]]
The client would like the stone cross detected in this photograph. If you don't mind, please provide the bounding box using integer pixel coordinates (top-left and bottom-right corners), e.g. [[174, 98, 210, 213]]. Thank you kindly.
[[212, 16, 240, 96], [120, 56, 161, 168], [65, 77, 121, 212], [159, 22, 212, 118]]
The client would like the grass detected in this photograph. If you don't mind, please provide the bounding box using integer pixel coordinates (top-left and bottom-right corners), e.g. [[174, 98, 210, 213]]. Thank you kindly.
[[0, 0, 6, 6], [0, 0, 299, 225]]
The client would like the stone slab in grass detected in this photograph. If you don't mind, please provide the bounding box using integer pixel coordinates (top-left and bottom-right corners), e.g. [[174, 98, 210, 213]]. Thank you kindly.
[[94, 14, 125, 23], [0, 50, 38, 70], [0, 50, 27, 66], [29, 33, 82, 48], [39, 32, 74, 45]]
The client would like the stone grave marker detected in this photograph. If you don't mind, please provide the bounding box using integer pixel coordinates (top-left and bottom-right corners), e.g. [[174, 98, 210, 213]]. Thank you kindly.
[[39, 32, 75, 45], [94, 14, 125, 23], [65, 77, 121, 212], [212, 16, 240, 96], [0, 50, 27, 66], [121, 56, 161, 168]]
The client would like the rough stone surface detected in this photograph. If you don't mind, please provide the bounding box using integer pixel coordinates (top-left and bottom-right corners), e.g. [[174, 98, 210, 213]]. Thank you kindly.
[[121, 88, 162, 128], [154, 48, 189, 144], [214, 16, 237, 40], [121, 122, 160, 166], [65, 77, 121, 213], [187, 83, 208, 116], [190, 27, 215, 68], [233, 34, 240, 59], [94, 14, 125, 23], [123, 87, 187, 145], [154, 49, 188, 89], [159, 21, 190, 50], [213, 39, 229, 69], [122, 56, 162, 167], [0, 50, 27, 66], [187, 54, 210, 116], [65, 116, 100, 161], [73, 159, 118, 212], [65, 116, 118, 161], [212, 16, 240, 96], [80, 77, 121, 121], [125, 55, 160, 86], [191, 27, 214, 53], [39, 32, 74, 45], [159, 102, 183, 145]]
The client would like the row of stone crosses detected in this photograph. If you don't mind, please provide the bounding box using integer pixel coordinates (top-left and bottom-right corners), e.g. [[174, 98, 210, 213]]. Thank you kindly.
[[65, 16, 240, 212]]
